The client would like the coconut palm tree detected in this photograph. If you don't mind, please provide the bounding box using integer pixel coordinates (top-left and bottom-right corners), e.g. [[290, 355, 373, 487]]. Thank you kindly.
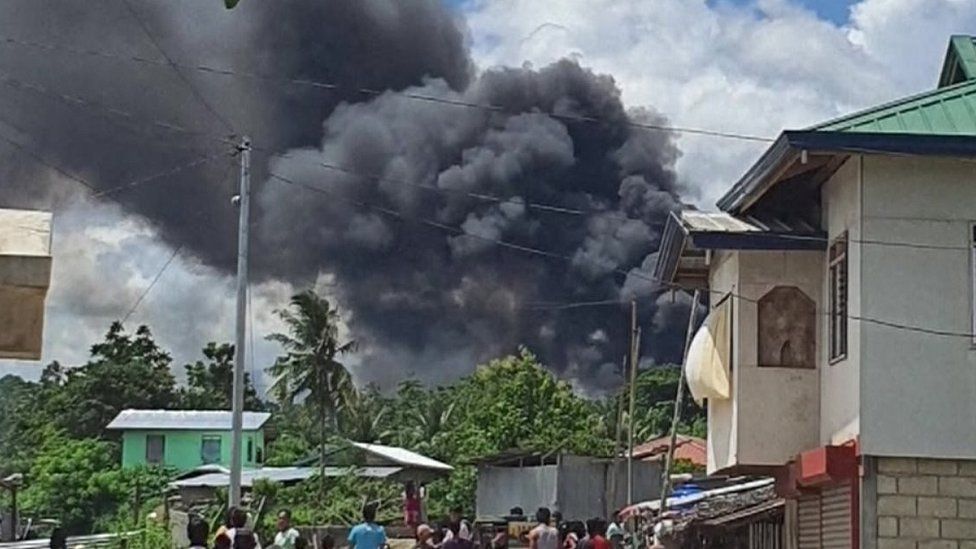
[[267, 290, 355, 495], [339, 387, 391, 444]]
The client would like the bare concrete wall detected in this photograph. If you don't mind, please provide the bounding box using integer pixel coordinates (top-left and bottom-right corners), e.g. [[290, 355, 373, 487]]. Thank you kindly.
[[820, 156, 861, 446], [860, 156, 976, 458]]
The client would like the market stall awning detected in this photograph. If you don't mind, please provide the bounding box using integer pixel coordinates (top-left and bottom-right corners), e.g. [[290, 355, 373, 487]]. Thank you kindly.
[[619, 477, 774, 520]]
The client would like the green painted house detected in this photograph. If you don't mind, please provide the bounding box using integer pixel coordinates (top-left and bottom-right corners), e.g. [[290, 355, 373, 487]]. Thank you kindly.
[[107, 409, 271, 471]]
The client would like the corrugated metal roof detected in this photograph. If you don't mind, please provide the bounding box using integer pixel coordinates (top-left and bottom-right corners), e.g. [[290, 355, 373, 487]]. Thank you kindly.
[[632, 435, 707, 467], [620, 477, 775, 519], [170, 466, 402, 487], [681, 211, 758, 233], [814, 79, 976, 134], [939, 35, 976, 88], [351, 442, 453, 471], [106, 409, 271, 431]]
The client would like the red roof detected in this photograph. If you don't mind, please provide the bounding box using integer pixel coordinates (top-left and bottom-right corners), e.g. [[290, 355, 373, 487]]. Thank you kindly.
[[631, 435, 707, 466]]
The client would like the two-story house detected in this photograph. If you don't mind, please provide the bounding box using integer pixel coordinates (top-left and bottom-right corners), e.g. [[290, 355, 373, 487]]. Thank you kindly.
[[657, 36, 976, 549], [107, 409, 270, 471]]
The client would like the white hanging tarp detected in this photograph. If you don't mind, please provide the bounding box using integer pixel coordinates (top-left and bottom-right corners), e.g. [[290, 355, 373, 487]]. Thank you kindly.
[[685, 296, 731, 405]]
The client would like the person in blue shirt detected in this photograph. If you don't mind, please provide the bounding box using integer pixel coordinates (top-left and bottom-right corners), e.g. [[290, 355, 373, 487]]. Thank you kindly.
[[348, 503, 388, 549]]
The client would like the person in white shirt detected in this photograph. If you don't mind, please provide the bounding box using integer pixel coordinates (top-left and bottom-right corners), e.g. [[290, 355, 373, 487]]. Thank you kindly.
[[273, 509, 302, 549], [527, 508, 559, 549]]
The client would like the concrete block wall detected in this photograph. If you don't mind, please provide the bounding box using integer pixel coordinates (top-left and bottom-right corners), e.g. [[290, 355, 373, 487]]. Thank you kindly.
[[875, 457, 976, 549]]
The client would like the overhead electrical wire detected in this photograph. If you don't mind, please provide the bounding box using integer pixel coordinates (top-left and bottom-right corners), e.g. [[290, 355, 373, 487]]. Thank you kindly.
[[0, 123, 226, 203], [119, 159, 238, 324], [0, 69, 236, 147], [121, 243, 184, 324], [120, 0, 237, 135], [0, 33, 774, 144], [2, 32, 976, 345], [269, 169, 976, 342], [3, 43, 976, 249]]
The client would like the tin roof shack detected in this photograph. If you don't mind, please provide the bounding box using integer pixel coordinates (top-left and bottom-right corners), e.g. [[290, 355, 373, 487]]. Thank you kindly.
[[0, 208, 52, 360], [474, 451, 661, 521], [624, 478, 783, 549]]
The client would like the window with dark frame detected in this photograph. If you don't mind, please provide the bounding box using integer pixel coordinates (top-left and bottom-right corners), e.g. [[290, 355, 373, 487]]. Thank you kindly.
[[201, 436, 222, 464], [145, 434, 165, 465], [829, 233, 848, 362], [247, 438, 254, 463]]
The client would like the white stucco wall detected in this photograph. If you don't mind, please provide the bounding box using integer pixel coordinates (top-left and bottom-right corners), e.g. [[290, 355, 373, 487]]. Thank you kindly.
[[705, 248, 822, 472], [820, 156, 862, 445], [734, 250, 822, 466], [859, 155, 976, 458]]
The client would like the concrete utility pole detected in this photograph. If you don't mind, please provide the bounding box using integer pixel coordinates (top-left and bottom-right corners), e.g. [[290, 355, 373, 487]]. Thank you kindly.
[[626, 299, 640, 505], [658, 289, 701, 515], [229, 136, 251, 508]]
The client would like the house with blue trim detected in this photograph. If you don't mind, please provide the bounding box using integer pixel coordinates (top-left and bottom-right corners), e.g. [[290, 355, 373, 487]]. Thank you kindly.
[[658, 36, 976, 548]]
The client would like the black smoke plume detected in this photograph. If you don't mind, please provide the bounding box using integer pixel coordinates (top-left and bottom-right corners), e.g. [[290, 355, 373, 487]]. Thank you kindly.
[[0, 0, 687, 389]]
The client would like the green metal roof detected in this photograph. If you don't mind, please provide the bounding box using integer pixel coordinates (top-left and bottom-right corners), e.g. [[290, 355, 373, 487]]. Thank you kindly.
[[814, 79, 976, 134], [939, 35, 976, 88], [813, 35, 976, 135]]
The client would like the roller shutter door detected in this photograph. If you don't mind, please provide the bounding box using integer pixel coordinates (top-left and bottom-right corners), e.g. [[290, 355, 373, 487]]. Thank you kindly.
[[797, 494, 821, 549], [821, 483, 853, 549], [796, 485, 853, 549]]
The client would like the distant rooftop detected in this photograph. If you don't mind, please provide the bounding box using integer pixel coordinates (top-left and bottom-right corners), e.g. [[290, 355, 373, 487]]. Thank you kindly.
[[106, 409, 271, 431]]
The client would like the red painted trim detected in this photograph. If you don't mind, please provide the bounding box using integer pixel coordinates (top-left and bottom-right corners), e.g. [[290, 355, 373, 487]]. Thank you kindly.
[[797, 445, 858, 487]]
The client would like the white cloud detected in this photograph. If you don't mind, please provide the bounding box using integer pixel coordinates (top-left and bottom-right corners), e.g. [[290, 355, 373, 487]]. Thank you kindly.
[[465, 0, 971, 205]]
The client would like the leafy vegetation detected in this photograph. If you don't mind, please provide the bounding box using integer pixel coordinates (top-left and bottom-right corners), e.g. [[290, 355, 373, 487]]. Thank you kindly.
[[0, 289, 704, 536]]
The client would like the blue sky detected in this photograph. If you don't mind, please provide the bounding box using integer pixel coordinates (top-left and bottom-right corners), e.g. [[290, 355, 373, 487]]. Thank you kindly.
[[712, 0, 858, 24], [447, 0, 859, 26]]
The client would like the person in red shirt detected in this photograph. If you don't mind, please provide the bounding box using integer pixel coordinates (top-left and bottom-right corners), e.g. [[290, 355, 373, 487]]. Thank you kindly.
[[404, 481, 422, 527], [583, 518, 610, 549]]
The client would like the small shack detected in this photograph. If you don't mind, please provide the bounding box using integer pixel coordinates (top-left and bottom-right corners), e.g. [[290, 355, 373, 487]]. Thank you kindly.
[[474, 450, 661, 521], [622, 477, 783, 549]]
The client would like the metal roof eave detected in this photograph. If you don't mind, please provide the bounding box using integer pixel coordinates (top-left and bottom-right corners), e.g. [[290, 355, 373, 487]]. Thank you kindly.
[[688, 231, 826, 251], [651, 211, 688, 285], [716, 131, 976, 214]]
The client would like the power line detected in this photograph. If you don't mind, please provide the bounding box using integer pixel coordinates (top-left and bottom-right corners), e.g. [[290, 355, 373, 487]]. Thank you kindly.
[[0, 33, 774, 144], [119, 0, 237, 135], [0, 69, 236, 147], [270, 170, 976, 342], [254, 147, 595, 217], [121, 244, 183, 324], [119, 159, 238, 324], [262, 148, 976, 252]]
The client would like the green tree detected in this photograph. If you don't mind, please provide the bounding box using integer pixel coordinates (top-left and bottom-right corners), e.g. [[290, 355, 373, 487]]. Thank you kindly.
[[338, 386, 390, 444], [40, 323, 176, 440], [267, 290, 356, 495], [178, 342, 264, 411]]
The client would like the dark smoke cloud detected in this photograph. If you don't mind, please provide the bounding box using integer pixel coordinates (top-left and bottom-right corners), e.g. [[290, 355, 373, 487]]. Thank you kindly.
[[259, 59, 685, 388], [0, 0, 688, 389]]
